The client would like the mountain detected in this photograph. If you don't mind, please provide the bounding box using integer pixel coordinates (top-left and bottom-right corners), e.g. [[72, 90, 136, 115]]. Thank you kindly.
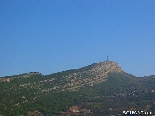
[[0, 61, 123, 92], [0, 61, 155, 116]]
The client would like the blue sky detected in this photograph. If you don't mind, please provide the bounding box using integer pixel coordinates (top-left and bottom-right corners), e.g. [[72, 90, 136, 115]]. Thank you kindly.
[[0, 0, 155, 77]]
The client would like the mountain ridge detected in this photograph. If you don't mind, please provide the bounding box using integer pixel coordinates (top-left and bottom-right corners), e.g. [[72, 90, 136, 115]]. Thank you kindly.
[[0, 61, 124, 91], [0, 60, 155, 116], [0, 60, 123, 78]]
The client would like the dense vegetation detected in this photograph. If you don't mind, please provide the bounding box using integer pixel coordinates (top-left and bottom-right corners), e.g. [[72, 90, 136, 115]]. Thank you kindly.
[[0, 66, 155, 115]]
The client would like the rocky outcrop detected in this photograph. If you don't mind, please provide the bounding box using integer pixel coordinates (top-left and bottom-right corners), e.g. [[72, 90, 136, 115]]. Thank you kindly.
[[0, 72, 42, 83], [94, 61, 123, 73], [58, 61, 124, 91]]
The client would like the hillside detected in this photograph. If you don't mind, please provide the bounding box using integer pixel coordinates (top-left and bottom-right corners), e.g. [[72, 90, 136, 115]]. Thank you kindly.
[[0, 61, 155, 116]]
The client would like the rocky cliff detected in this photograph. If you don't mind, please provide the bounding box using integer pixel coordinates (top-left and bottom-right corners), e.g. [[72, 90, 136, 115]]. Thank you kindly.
[[59, 61, 124, 91]]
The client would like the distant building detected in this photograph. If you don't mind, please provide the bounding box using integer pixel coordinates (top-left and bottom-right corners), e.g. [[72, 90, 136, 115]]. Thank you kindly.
[[69, 106, 80, 113]]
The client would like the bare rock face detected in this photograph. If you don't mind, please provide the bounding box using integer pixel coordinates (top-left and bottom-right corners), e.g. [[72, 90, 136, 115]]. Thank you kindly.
[[94, 61, 123, 73], [60, 61, 124, 91]]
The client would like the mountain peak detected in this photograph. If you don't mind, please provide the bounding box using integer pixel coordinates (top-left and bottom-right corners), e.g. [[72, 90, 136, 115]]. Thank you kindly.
[[92, 60, 123, 73]]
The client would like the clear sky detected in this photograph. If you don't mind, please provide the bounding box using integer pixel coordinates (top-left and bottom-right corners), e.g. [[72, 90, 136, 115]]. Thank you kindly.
[[0, 0, 155, 77]]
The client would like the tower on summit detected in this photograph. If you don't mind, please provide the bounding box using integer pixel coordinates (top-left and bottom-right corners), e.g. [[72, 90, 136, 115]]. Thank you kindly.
[[107, 55, 109, 61]]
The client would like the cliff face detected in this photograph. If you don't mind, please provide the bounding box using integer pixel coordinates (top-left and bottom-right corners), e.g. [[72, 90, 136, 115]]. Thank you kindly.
[[90, 61, 123, 74], [61, 61, 123, 91]]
